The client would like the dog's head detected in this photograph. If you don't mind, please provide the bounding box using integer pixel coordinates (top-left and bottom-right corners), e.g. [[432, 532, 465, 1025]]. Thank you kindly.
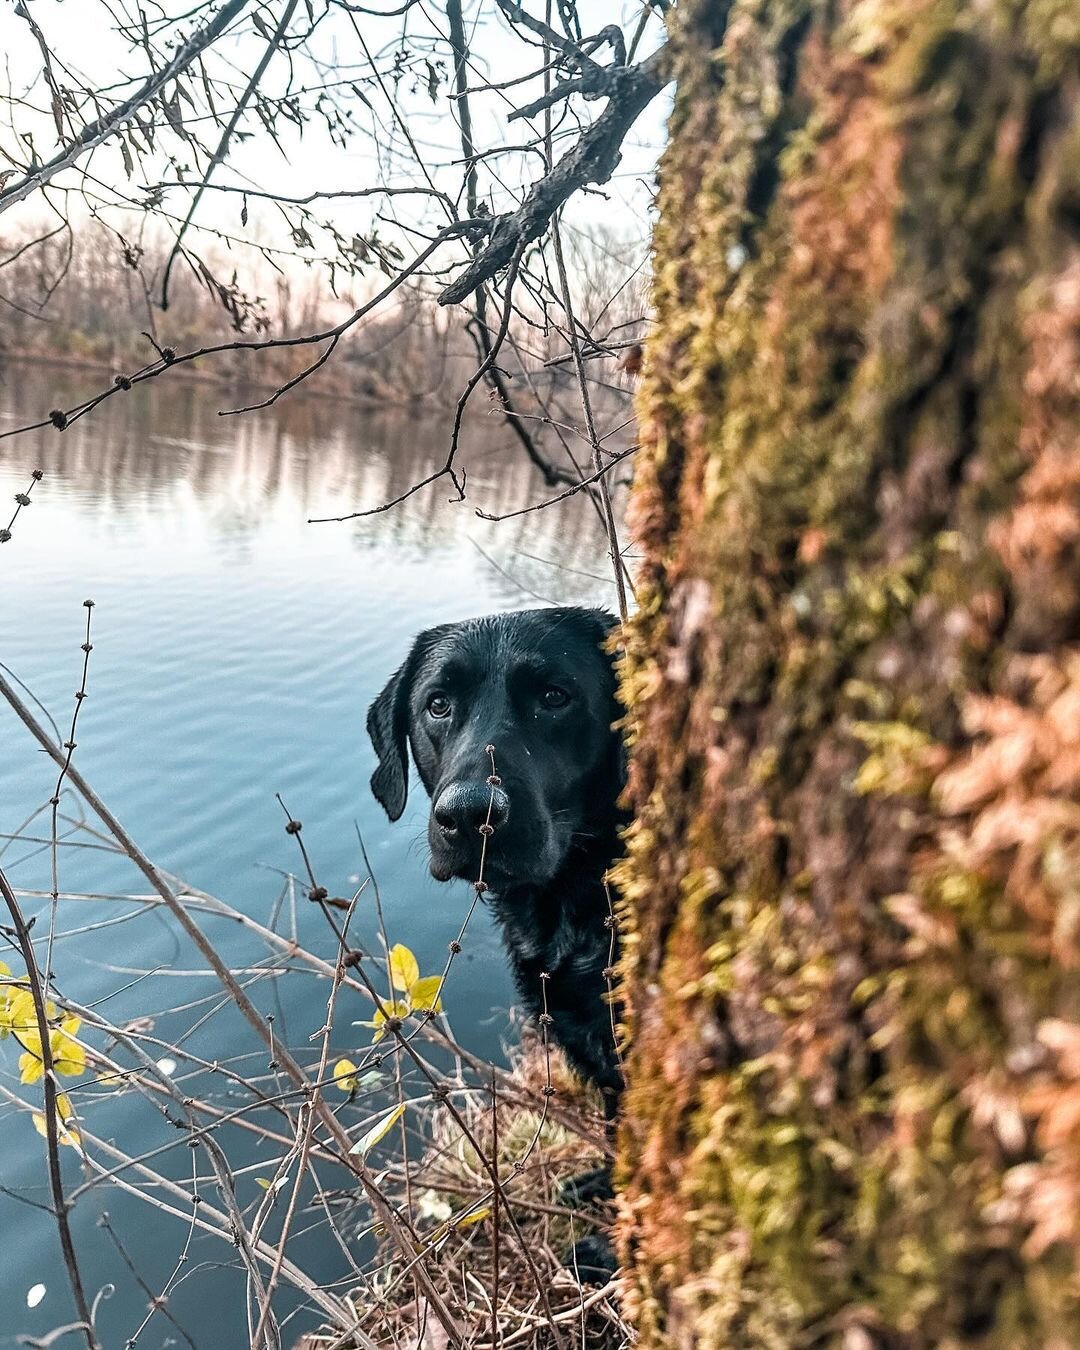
[[366, 607, 623, 889]]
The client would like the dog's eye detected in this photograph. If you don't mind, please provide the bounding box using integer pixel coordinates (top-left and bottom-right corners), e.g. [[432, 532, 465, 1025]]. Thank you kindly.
[[541, 686, 570, 710], [427, 693, 452, 719]]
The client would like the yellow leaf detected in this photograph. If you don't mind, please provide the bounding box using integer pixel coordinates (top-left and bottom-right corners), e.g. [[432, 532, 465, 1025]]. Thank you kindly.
[[456, 1206, 491, 1228], [350, 1102, 407, 1157], [409, 976, 444, 1014], [0, 959, 10, 977], [15, 1018, 86, 1082], [8, 989, 39, 1035], [255, 1176, 272, 1189], [19, 1048, 44, 1084], [389, 945, 419, 994], [430, 1205, 491, 1245], [51, 1027, 86, 1079], [32, 1093, 80, 1148], [333, 1058, 358, 1094], [360, 999, 408, 1028], [362, 999, 411, 1043]]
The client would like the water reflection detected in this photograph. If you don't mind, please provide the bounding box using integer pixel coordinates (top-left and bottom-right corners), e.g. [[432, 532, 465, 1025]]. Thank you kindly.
[[0, 365, 621, 1347], [0, 364, 623, 575]]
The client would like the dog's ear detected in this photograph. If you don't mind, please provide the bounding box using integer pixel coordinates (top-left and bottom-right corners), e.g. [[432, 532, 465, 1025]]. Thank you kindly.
[[367, 660, 411, 821], [366, 627, 448, 821], [574, 608, 621, 677]]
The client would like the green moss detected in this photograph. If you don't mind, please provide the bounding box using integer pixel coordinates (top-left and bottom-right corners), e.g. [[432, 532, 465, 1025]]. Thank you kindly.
[[850, 720, 937, 796]]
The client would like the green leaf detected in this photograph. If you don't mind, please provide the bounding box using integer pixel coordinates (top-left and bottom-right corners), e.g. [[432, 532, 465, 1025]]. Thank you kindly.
[[350, 1102, 406, 1157], [388, 945, 419, 993]]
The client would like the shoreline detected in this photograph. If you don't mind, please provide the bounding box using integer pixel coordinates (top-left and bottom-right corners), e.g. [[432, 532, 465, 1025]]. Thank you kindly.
[[0, 350, 437, 414]]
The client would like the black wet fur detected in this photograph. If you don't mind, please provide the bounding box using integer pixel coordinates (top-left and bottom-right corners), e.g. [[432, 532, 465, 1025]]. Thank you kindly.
[[366, 605, 626, 1115], [558, 1163, 615, 1207], [567, 1233, 619, 1286]]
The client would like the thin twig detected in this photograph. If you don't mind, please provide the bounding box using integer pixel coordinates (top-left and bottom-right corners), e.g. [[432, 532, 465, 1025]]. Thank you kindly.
[[475, 446, 636, 522], [0, 467, 44, 545], [551, 214, 630, 620], [0, 866, 98, 1350], [160, 0, 301, 309], [0, 0, 251, 214], [45, 599, 95, 990], [0, 669, 466, 1350]]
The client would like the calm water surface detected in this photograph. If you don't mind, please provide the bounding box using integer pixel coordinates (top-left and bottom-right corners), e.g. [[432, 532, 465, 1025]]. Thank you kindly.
[[0, 366, 618, 1346]]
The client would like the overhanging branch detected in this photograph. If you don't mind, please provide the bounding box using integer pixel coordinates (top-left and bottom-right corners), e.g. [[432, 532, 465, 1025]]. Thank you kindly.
[[0, 0, 250, 216], [438, 43, 671, 307]]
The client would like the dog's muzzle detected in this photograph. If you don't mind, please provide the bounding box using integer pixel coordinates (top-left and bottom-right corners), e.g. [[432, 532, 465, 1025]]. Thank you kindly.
[[432, 781, 510, 839], [428, 781, 511, 882]]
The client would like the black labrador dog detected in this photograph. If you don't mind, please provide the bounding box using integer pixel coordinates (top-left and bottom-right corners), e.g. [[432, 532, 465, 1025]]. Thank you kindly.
[[366, 607, 626, 1125]]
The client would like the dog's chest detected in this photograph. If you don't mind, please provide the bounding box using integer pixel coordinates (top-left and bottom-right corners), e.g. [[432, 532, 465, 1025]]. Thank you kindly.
[[491, 884, 621, 1095], [495, 894, 609, 1015]]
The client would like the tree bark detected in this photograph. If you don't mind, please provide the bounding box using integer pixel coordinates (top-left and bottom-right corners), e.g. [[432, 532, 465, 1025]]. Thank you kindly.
[[616, 0, 1080, 1345]]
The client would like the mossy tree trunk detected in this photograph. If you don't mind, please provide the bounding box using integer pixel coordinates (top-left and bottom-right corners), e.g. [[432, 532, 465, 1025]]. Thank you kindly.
[[615, 0, 1080, 1345]]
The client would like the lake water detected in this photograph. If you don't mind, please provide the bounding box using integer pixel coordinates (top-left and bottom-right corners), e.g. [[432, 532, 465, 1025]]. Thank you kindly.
[[0, 365, 620, 1347]]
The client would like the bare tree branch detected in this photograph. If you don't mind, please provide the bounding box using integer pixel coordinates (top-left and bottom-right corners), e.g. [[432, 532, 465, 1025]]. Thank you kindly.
[[438, 43, 670, 305], [160, 0, 301, 309], [475, 444, 636, 521], [0, 0, 250, 215]]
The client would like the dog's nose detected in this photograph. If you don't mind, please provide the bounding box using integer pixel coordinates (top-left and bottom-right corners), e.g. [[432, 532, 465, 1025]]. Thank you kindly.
[[433, 782, 509, 838]]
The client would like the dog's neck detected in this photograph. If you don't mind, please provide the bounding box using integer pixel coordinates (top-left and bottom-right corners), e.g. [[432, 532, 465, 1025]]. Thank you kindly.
[[485, 824, 625, 1101], [486, 827, 620, 969]]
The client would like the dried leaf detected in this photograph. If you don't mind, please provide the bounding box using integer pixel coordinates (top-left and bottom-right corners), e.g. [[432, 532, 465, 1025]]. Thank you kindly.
[[350, 1102, 406, 1157]]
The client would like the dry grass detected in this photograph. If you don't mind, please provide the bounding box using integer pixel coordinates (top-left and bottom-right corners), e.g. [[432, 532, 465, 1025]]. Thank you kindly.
[[299, 1033, 630, 1350]]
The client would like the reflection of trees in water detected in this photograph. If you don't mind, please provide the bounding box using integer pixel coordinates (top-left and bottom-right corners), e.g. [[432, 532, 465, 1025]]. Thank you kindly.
[[0, 369, 622, 605]]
